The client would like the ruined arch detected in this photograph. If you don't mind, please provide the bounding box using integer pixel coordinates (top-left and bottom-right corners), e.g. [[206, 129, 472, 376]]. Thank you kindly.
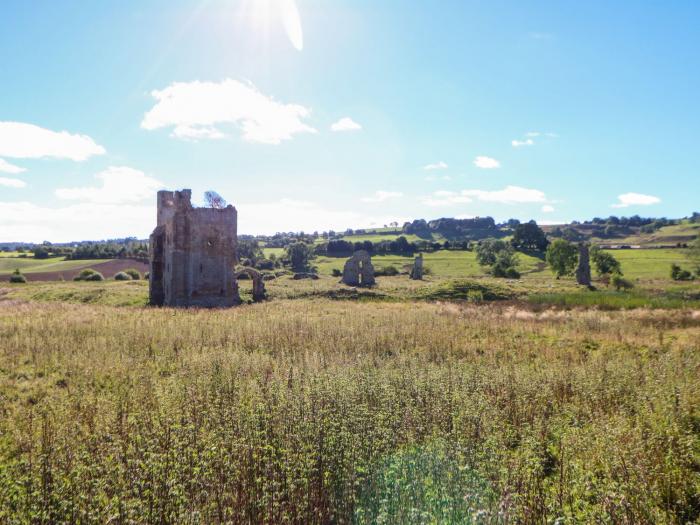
[[234, 268, 266, 302], [341, 250, 375, 287]]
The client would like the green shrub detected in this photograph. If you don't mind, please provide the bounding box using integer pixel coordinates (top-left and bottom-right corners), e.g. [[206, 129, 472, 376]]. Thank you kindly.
[[670, 263, 693, 281], [9, 269, 27, 283], [113, 272, 132, 281], [123, 268, 141, 280], [374, 265, 399, 277], [611, 274, 634, 291], [332, 268, 342, 277], [74, 269, 104, 281]]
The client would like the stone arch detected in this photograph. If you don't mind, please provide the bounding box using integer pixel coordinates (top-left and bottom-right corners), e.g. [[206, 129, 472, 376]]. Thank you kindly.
[[341, 250, 375, 287], [234, 268, 266, 302]]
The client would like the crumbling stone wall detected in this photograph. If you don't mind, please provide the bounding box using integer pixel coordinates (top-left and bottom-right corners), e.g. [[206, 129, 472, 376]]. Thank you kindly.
[[149, 189, 239, 307], [341, 250, 375, 287]]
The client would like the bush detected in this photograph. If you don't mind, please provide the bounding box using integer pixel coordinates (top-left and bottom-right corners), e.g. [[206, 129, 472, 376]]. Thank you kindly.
[[114, 272, 132, 281], [74, 269, 104, 281], [255, 259, 275, 270], [123, 268, 141, 280], [9, 269, 27, 283], [144, 272, 150, 280], [611, 274, 634, 291], [375, 265, 399, 277], [332, 268, 342, 277], [670, 264, 694, 281]]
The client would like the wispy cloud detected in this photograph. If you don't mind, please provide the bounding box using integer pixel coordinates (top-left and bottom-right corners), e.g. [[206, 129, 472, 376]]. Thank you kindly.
[[421, 185, 547, 207], [541, 204, 555, 212], [0, 177, 26, 189], [511, 139, 534, 148], [611, 192, 661, 208], [473, 156, 500, 169], [0, 122, 105, 162], [56, 167, 163, 204], [330, 117, 362, 132], [0, 158, 26, 174], [141, 79, 317, 145], [423, 161, 448, 171], [420, 190, 472, 207], [425, 174, 452, 182], [361, 190, 403, 203]]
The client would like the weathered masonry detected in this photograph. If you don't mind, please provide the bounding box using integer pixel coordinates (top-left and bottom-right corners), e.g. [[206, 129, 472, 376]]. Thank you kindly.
[[149, 189, 239, 307]]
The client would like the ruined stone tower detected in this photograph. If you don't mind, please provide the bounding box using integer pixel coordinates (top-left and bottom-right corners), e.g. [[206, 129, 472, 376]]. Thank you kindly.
[[149, 189, 239, 307]]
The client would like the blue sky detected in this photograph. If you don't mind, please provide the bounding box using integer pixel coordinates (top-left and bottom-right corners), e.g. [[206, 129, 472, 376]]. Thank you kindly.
[[1, 0, 698, 242]]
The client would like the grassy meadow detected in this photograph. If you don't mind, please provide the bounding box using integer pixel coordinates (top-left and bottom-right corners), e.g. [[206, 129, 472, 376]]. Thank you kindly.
[[1, 245, 699, 523], [1, 299, 699, 523]]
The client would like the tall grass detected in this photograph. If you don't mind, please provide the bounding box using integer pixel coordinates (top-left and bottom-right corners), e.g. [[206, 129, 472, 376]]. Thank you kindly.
[[0, 300, 699, 523]]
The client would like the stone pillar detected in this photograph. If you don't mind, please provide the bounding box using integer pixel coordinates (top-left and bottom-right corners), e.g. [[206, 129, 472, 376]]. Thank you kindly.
[[576, 244, 591, 286], [410, 254, 424, 280], [360, 258, 375, 286], [342, 257, 361, 286]]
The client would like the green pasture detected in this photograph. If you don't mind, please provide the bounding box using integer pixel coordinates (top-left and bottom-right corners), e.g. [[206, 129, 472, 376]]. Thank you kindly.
[[0, 256, 104, 274], [601, 248, 693, 280]]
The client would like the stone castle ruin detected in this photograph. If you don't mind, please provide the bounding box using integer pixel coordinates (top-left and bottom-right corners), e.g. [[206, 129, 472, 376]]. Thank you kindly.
[[341, 250, 375, 287], [149, 189, 263, 307]]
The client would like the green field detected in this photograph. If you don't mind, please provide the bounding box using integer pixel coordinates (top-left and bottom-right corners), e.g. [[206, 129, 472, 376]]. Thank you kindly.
[[0, 256, 104, 274], [601, 248, 694, 280]]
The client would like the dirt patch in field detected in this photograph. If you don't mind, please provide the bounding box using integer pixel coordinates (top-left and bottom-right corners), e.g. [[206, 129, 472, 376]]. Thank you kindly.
[[0, 259, 149, 282]]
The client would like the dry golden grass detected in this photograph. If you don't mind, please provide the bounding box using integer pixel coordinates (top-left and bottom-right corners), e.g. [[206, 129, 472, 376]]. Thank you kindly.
[[1, 298, 699, 523]]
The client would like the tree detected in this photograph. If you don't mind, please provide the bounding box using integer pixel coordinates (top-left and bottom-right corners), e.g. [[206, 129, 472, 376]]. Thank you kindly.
[[476, 239, 519, 278], [204, 191, 227, 209], [238, 239, 264, 265], [285, 242, 314, 272], [476, 239, 511, 267], [590, 247, 622, 276], [511, 220, 549, 251], [546, 239, 578, 278]]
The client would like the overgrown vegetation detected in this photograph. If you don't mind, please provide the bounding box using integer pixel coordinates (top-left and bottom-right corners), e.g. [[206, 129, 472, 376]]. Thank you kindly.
[[0, 301, 699, 523]]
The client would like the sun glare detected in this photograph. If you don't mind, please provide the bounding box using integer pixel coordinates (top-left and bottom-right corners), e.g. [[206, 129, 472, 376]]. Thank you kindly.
[[238, 0, 303, 51]]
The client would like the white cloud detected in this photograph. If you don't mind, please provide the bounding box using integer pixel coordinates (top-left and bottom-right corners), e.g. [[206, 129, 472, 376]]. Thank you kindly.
[[512, 139, 534, 148], [541, 204, 555, 212], [0, 201, 155, 243], [463, 185, 546, 204], [0, 177, 26, 188], [141, 79, 317, 145], [611, 192, 661, 208], [473, 156, 500, 169], [172, 125, 226, 141], [361, 190, 403, 203], [525, 131, 558, 138], [420, 190, 473, 207], [55, 167, 163, 204], [0, 158, 26, 174], [421, 185, 547, 207], [423, 161, 448, 170], [330, 117, 362, 132], [0, 122, 105, 161]]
